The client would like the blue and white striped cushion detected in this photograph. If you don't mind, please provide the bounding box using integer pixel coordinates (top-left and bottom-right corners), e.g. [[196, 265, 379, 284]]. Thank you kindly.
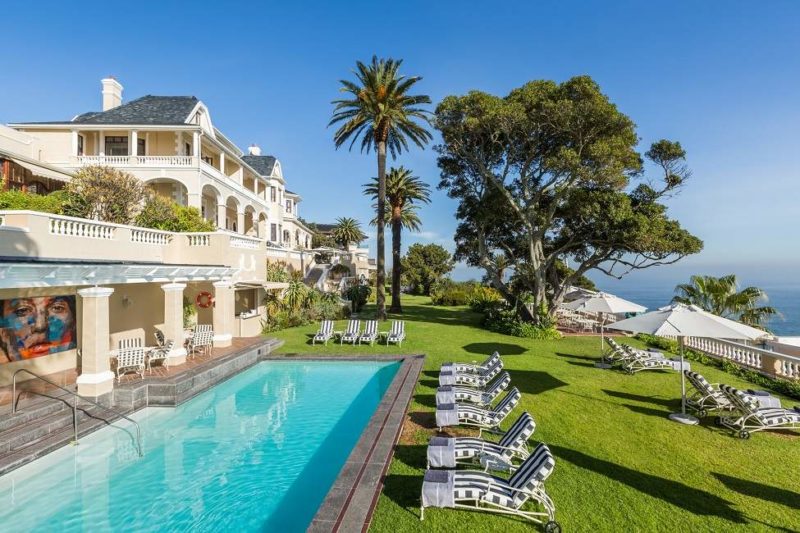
[[508, 443, 556, 507]]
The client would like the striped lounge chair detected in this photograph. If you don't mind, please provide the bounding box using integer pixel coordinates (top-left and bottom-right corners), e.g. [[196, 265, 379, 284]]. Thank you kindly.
[[313, 320, 334, 345], [446, 388, 521, 433], [421, 443, 559, 529], [452, 358, 504, 387], [718, 384, 800, 439], [359, 320, 378, 345], [684, 370, 734, 417], [340, 319, 361, 344], [387, 320, 405, 346], [451, 372, 512, 406], [446, 352, 501, 374], [147, 340, 174, 371], [428, 412, 536, 469], [622, 349, 674, 374]]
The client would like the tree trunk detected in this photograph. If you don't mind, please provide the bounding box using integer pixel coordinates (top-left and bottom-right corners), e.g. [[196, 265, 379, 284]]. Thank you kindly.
[[375, 142, 387, 320], [389, 213, 403, 313]]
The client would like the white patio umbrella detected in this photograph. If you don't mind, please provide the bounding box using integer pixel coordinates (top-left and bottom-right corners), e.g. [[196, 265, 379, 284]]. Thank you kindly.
[[607, 303, 768, 425], [563, 292, 647, 352]]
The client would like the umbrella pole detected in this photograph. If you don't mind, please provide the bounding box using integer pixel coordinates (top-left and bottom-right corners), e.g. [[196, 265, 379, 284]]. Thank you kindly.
[[669, 336, 698, 425]]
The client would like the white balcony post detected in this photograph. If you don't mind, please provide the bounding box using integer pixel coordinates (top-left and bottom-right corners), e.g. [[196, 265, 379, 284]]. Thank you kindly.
[[71, 131, 79, 156], [76, 286, 115, 397], [161, 282, 188, 365], [219, 151, 225, 173], [192, 131, 200, 158], [97, 132, 104, 156], [217, 203, 227, 229], [212, 280, 234, 347], [237, 211, 245, 234], [130, 130, 138, 156]]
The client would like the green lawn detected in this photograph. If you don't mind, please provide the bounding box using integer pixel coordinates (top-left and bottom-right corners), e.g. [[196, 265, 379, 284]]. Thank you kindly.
[[270, 295, 800, 532]]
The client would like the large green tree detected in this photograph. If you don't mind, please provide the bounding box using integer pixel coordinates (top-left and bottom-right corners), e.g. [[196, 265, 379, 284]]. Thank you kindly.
[[673, 274, 778, 329], [64, 165, 148, 224], [330, 57, 432, 320], [331, 217, 366, 249], [364, 166, 431, 313], [435, 76, 703, 323], [401, 243, 455, 296]]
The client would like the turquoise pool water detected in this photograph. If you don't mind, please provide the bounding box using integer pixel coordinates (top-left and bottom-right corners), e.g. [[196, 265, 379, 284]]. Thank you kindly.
[[0, 360, 400, 532]]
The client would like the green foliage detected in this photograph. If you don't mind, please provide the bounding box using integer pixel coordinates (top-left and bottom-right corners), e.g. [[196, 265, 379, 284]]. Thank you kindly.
[[635, 333, 800, 401], [468, 285, 503, 313], [63, 165, 148, 224], [329, 263, 352, 279], [673, 274, 778, 329], [182, 297, 197, 328], [135, 194, 214, 232], [331, 217, 367, 249], [0, 187, 67, 214], [261, 286, 348, 333], [346, 284, 372, 313], [430, 278, 476, 306], [266, 261, 291, 283], [401, 243, 455, 295], [435, 76, 702, 325], [312, 232, 337, 249], [480, 303, 561, 339]]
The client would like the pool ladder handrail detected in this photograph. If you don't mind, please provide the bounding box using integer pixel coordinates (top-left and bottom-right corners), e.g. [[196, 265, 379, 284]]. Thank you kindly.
[[11, 369, 143, 457]]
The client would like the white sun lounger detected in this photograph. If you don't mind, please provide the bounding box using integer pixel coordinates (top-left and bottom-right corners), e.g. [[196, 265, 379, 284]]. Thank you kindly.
[[447, 371, 512, 406], [718, 384, 800, 439], [313, 320, 334, 345], [359, 320, 378, 345], [387, 320, 405, 346], [437, 388, 521, 433], [443, 352, 501, 374], [340, 319, 361, 344]]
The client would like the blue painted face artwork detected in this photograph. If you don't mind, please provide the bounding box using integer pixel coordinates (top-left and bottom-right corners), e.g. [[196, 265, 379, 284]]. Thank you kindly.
[[0, 295, 76, 362]]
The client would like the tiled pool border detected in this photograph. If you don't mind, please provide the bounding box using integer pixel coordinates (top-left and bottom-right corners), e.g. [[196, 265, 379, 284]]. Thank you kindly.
[[286, 354, 424, 533]]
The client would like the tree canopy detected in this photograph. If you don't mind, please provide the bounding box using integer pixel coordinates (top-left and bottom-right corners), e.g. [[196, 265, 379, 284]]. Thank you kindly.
[[434, 76, 703, 321], [401, 243, 455, 296]]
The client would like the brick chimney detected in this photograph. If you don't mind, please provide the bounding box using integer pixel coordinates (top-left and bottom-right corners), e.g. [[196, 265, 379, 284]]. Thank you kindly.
[[248, 144, 262, 156], [101, 77, 123, 111]]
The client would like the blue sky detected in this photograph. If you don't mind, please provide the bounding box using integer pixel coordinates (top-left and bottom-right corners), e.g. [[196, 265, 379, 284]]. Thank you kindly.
[[2, 0, 799, 293]]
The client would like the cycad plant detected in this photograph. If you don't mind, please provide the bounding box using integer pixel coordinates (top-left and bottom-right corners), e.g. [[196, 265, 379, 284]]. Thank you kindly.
[[330, 56, 432, 319], [672, 274, 779, 329], [364, 166, 431, 312]]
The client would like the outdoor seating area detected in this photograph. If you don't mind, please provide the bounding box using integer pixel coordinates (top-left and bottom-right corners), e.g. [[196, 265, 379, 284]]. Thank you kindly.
[[422, 352, 560, 531], [312, 319, 407, 346]]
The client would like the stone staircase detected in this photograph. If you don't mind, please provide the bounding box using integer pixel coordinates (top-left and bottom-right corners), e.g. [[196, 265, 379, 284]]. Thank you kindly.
[[304, 264, 329, 288]]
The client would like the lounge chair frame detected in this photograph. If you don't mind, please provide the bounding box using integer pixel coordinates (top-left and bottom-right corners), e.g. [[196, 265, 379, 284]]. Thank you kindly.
[[718, 384, 800, 439], [340, 319, 361, 345]]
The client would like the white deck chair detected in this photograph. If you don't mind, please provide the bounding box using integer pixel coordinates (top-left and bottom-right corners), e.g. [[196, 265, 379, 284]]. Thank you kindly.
[[116, 347, 146, 381], [446, 388, 521, 433], [358, 320, 378, 345], [421, 443, 559, 530], [684, 370, 733, 417], [427, 412, 536, 469], [718, 384, 800, 439], [387, 320, 405, 346], [340, 320, 361, 344], [445, 352, 501, 374], [188, 330, 213, 357], [451, 372, 512, 406], [313, 320, 334, 345], [147, 340, 174, 371], [622, 349, 674, 374], [452, 358, 504, 387]]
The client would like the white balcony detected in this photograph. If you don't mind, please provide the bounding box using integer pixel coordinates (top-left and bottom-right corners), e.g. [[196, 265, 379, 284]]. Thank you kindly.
[[74, 155, 196, 167]]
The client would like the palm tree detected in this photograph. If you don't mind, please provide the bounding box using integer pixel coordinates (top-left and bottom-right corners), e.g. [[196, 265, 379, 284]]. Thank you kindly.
[[331, 217, 366, 249], [330, 56, 432, 320], [672, 274, 779, 329], [364, 166, 431, 312]]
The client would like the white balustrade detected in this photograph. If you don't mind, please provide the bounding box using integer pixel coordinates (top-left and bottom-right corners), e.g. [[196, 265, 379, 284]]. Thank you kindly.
[[49, 215, 115, 240], [684, 336, 800, 381], [130, 228, 172, 245], [229, 236, 261, 249], [187, 234, 212, 247], [76, 155, 195, 167]]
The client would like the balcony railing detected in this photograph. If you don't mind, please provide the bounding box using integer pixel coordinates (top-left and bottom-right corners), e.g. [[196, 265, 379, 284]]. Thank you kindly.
[[684, 336, 800, 381], [75, 155, 196, 167]]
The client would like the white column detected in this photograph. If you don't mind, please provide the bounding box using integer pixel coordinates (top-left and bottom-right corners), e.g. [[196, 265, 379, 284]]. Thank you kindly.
[[236, 211, 245, 234], [97, 132, 104, 156], [130, 130, 138, 156], [212, 280, 234, 347], [219, 151, 226, 174], [161, 283, 188, 365], [71, 131, 79, 156], [76, 287, 115, 397], [217, 203, 227, 229], [193, 131, 200, 158]]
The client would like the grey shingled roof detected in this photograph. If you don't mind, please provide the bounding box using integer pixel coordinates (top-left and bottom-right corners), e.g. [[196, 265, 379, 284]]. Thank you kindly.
[[16, 95, 199, 125], [242, 155, 277, 176]]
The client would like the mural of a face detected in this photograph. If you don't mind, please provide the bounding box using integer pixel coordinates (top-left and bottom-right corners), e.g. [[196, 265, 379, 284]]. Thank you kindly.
[[0, 296, 76, 363]]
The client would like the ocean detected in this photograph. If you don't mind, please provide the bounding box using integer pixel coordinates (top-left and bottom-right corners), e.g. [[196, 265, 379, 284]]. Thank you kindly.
[[599, 283, 800, 337]]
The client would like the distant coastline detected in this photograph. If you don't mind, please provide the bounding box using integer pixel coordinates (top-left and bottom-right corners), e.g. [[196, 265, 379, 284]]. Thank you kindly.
[[598, 284, 800, 337]]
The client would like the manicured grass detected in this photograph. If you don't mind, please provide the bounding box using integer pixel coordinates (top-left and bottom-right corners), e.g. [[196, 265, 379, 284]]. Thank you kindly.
[[270, 295, 800, 532]]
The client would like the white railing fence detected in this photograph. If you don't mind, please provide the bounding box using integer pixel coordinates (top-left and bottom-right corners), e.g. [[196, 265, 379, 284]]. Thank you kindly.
[[186, 234, 212, 247], [130, 228, 172, 245], [229, 235, 262, 249], [683, 336, 800, 381], [49, 215, 115, 240]]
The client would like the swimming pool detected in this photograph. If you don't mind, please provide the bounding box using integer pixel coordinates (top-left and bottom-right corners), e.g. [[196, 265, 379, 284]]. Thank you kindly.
[[0, 360, 400, 532]]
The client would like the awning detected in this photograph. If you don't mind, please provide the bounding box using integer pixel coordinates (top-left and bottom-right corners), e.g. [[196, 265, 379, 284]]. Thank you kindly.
[[9, 158, 72, 182], [234, 280, 289, 290], [0, 262, 237, 289]]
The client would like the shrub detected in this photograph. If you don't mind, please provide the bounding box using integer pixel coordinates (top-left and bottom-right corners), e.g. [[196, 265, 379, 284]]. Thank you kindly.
[[266, 261, 291, 283], [346, 284, 371, 313], [635, 333, 800, 401], [63, 165, 148, 224], [480, 304, 561, 339], [0, 187, 68, 214], [329, 263, 352, 280], [135, 194, 214, 232], [469, 286, 503, 313], [430, 279, 476, 306]]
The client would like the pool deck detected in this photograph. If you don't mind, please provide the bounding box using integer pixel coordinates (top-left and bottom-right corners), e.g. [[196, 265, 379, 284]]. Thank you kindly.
[[296, 354, 424, 533]]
